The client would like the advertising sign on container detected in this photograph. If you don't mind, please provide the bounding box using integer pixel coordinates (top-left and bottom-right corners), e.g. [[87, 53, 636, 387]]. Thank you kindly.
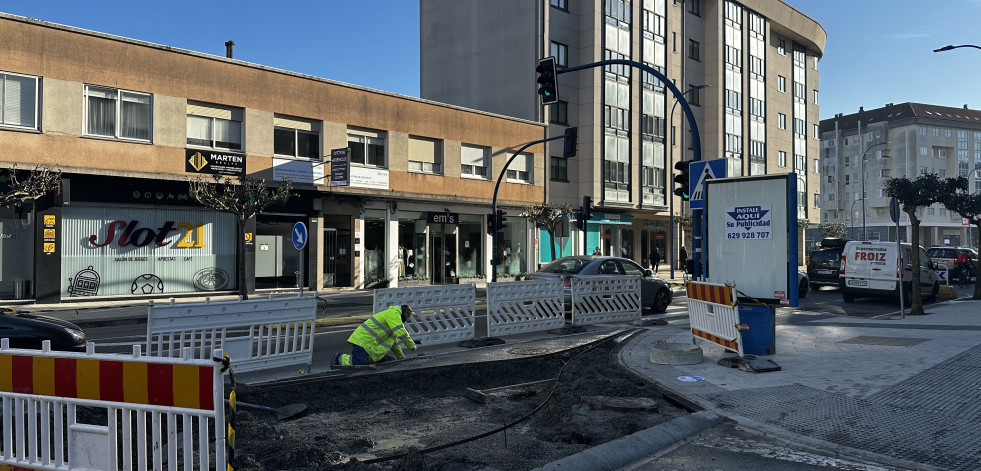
[[724, 204, 772, 240]]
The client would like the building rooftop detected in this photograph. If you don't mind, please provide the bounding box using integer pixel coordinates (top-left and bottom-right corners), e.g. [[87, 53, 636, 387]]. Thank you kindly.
[[820, 102, 981, 133]]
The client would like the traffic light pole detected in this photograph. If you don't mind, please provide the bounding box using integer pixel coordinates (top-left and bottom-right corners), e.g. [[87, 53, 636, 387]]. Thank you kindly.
[[491, 134, 567, 282], [557, 59, 704, 280]]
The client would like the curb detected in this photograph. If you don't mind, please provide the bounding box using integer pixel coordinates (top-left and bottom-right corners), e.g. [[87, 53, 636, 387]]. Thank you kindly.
[[529, 411, 723, 471]]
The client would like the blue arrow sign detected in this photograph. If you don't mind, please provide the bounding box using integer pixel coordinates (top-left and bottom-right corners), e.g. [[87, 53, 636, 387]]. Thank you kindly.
[[726, 206, 771, 230], [292, 222, 308, 251]]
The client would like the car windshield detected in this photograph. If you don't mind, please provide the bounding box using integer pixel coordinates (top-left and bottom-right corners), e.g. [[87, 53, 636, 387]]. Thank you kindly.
[[928, 248, 955, 259], [538, 257, 590, 274], [811, 251, 840, 262]]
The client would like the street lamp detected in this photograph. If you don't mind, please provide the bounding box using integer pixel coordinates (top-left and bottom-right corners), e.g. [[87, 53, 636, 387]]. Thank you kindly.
[[861, 141, 888, 239], [934, 44, 981, 53], [849, 197, 865, 239], [668, 84, 709, 279]]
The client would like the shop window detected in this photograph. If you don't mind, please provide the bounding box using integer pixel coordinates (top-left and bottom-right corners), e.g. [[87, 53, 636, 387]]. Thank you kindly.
[[0, 71, 39, 130], [187, 101, 243, 150], [85, 85, 152, 141], [273, 115, 320, 159], [363, 209, 388, 285]]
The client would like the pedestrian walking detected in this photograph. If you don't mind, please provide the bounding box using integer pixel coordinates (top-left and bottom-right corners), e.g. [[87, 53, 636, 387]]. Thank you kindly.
[[651, 247, 661, 274], [592, 246, 602, 255], [334, 304, 417, 366], [679, 245, 688, 272]]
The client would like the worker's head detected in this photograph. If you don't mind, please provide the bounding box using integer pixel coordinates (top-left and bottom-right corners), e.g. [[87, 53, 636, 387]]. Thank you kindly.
[[400, 304, 413, 321]]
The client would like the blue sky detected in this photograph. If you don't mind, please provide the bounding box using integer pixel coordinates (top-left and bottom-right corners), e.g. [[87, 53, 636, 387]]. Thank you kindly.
[[3, 1, 980, 119]]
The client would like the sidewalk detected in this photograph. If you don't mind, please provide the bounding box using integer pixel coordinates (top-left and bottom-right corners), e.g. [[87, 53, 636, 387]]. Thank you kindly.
[[620, 297, 981, 470]]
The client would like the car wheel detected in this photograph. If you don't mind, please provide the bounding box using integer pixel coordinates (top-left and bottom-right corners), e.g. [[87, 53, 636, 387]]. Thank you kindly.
[[809, 282, 819, 291], [651, 289, 670, 313], [842, 291, 855, 302], [799, 279, 808, 298]]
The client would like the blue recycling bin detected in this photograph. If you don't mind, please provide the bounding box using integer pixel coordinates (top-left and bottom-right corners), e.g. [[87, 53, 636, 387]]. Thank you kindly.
[[738, 304, 775, 356]]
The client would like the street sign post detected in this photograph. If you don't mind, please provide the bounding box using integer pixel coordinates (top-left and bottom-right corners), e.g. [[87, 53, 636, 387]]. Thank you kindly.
[[293, 222, 308, 295]]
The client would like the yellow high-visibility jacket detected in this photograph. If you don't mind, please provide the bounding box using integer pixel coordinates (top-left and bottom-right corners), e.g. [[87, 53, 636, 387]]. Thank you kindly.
[[347, 305, 417, 362]]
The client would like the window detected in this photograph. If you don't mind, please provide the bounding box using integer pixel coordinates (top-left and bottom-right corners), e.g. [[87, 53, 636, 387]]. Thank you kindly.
[[506, 152, 532, 183], [347, 127, 386, 167], [813, 124, 819, 139], [778, 113, 786, 130], [461, 144, 490, 179], [551, 156, 568, 181], [777, 37, 786, 55], [408, 135, 442, 174], [688, 39, 700, 61], [777, 76, 786, 93], [919, 126, 927, 135], [273, 115, 320, 159], [688, 85, 701, 106], [550, 101, 569, 125], [85, 85, 152, 141], [778, 151, 787, 167], [813, 159, 820, 174], [187, 101, 242, 150], [920, 146, 928, 156], [550, 41, 569, 67], [933, 128, 939, 136], [0, 72, 39, 130], [812, 89, 819, 104], [812, 56, 819, 70], [814, 193, 820, 208], [687, 0, 700, 16], [844, 174, 850, 184], [550, 0, 567, 10]]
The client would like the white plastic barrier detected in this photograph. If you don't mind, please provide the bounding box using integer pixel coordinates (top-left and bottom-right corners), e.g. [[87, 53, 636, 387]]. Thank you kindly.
[[147, 294, 316, 374], [570, 276, 642, 326], [486, 279, 564, 337], [373, 284, 476, 346], [685, 281, 742, 355], [0, 340, 225, 471]]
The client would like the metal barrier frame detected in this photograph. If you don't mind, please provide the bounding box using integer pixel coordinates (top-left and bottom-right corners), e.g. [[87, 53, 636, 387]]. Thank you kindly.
[[570, 276, 642, 326], [373, 285, 476, 346], [485, 279, 564, 337], [0, 340, 225, 471], [685, 281, 742, 356], [146, 294, 316, 374]]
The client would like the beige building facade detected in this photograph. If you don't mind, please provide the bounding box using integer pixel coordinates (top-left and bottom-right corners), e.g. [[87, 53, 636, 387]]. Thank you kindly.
[[0, 13, 544, 302], [421, 0, 825, 269]]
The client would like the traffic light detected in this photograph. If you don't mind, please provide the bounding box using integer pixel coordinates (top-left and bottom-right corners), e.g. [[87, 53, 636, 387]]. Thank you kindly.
[[563, 127, 578, 157], [673, 161, 690, 201], [496, 209, 508, 231], [582, 195, 593, 222], [536, 57, 559, 105], [487, 212, 496, 234]]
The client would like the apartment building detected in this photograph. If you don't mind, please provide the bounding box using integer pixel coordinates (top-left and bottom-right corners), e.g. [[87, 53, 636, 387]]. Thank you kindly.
[[421, 0, 825, 267], [819, 102, 981, 248], [0, 13, 544, 303]]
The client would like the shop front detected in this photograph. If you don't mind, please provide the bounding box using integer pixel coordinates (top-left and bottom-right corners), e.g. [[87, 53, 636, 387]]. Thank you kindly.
[[395, 210, 485, 286]]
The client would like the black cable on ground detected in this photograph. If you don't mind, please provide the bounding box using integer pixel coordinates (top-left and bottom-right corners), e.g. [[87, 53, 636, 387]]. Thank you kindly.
[[361, 330, 634, 465]]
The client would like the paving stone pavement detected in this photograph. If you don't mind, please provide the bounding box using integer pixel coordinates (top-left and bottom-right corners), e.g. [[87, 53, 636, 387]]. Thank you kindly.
[[620, 298, 981, 470]]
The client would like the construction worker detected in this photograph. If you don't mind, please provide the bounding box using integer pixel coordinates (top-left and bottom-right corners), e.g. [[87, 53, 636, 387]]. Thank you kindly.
[[334, 304, 417, 366]]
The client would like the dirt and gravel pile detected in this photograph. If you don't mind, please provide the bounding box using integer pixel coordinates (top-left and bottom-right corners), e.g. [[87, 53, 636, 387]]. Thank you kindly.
[[229, 335, 691, 470]]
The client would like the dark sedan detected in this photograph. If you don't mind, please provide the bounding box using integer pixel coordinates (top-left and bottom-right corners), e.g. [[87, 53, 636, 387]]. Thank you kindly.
[[0, 309, 87, 352], [528, 256, 673, 313]]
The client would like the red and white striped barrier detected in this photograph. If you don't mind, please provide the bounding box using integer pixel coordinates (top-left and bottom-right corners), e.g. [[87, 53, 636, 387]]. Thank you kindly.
[[686, 281, 742, 355]]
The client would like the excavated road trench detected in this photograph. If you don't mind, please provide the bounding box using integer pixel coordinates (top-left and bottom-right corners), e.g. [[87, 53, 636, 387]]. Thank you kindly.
[[228, 332, 696, 470]]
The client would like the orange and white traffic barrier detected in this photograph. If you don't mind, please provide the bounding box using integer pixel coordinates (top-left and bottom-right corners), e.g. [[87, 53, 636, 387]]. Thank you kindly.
[[686, 281, 742, 356]]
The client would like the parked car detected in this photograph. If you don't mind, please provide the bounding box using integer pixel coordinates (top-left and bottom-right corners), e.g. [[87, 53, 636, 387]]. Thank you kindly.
[[528, 256, 673, 313], [806, 237, 851, 290], [926, 246, 977, 278], [797, 270, 809, 298], [0, 309, 87, 352]]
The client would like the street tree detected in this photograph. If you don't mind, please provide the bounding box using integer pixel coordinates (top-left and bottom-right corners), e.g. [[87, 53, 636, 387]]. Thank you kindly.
[[939, 176, 981, 299], [523, 201, 573, 261], [818, 223, 846, 239], [189, 175, 293, 299], [0, 165, 62, 208], [884, 173, 955, 314]]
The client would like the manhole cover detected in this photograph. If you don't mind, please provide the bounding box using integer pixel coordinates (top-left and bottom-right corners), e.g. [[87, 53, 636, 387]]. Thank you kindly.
[[507, 346, 550, 356], [838, 336, 928, 347]]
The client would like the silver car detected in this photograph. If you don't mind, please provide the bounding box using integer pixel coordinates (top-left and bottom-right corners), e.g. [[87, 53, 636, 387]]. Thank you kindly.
[[528, 256, 673, 313]]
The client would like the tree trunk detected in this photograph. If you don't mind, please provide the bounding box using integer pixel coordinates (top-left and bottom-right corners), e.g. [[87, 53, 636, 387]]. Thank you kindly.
[[974, 222, 981, 300], [547, 227, 557, 261], [237, 217, 249, 300], [908, 213, 923, 315]]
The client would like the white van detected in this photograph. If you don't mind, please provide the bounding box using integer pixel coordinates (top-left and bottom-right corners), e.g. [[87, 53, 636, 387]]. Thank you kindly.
[[839, 241, 940, 304]]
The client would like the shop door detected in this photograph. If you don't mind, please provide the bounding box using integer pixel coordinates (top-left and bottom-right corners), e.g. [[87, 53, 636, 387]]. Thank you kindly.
[[323, 228, 352, 287], [429, 229, 457, 284]]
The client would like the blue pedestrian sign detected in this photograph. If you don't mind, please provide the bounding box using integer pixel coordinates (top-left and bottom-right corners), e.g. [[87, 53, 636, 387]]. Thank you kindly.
[[688, 159, 727, 210], [292, 222, 308, 251]]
